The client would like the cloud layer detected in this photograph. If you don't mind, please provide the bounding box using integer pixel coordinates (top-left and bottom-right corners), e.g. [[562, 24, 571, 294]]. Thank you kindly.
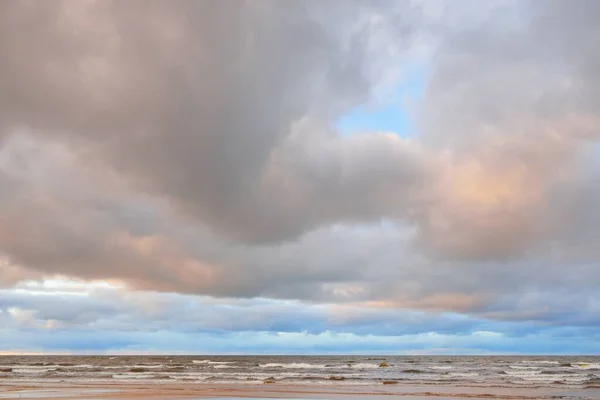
[[1, 0, 599, 353], [2, 280, 599, 354]]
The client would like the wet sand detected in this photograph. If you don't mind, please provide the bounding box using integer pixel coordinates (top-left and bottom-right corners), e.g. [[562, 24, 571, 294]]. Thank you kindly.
[[1, 382, 598, 400]]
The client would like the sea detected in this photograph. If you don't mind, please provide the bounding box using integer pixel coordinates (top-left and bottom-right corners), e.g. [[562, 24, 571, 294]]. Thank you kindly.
[[1, 355, 600, 390]]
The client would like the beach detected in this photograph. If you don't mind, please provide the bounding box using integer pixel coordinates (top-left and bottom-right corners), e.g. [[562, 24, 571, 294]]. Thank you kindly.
[[2, 381, 598, 400]]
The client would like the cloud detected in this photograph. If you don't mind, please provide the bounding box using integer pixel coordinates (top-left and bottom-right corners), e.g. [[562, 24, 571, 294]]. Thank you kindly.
[[0, 0, 426, 243], [0, 0, 600, 349], [415, 0, 600, 259], [3, 280, 600, 354], [1, 130, 600, 324]]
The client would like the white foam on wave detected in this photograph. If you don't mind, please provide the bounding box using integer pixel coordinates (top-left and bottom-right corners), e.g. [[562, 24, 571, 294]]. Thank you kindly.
[[164, 370, 368, 384], [192, 359, 234, 365], [518, 360, 560, 365], [259, 363, 328, 369], [517, 374, 593, 383], [573, 363, 600, 370], [448, 372, 480, 377], [505, 369, 542, 376], [348, 363, 381, 369], [7, 364, 118, 370], [11, 367, 54, 374], [258, 362, 382, 370], [429, 365, 452, 370], [509, 365, 543, 370], [128, 364, 166, 369]]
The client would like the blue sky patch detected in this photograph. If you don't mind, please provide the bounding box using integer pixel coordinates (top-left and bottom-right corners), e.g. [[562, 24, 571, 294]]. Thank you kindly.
[[336, 69, 427, 137]]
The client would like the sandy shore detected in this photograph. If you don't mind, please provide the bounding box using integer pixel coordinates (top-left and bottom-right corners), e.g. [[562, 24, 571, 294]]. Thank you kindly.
[[1, 382, 598, 400]]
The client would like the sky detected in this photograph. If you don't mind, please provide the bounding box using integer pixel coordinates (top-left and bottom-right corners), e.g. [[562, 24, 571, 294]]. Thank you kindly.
[[0, 0, 599, 355]]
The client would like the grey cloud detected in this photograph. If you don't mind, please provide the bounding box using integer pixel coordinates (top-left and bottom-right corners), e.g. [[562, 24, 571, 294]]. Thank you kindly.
[[0, 0, 429, 297], [2, 0, 598, 260], [1, 132, 600, 327], [3, 284, 600, 356], [415, 0, 600, 259], [0, 0, 424, 244], [0, 285, 547, 337], [0, 0, 600, 331]]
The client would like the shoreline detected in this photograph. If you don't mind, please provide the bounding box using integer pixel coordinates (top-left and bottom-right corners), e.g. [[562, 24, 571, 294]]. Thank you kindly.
[[2, 382, 599, 400]]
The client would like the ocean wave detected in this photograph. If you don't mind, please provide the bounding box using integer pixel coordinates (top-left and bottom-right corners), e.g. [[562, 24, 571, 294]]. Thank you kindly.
[[129, 364, 166, 369], [163, 371, 368, 384], [448, 372, 480, 377], [3, 356, 598, 390], [517, 360, 560, 365], [213, 364, 237, 369], [505, 369, 542, 376], [112, 373, 157, 379], [572, 362, 600, 369], [349, 363, 382, 369], [259, 363, 328, 369], [516, 374, 594, 383], [585, 378, 600, 388], [162, 366, 187, 372], [258, 361, 382, 370], [12, 367, 55, 374], [128, 367, 150, 373], [7, 363, 102, 370], [191, 359, 234, 365], [540, 370, 576, 375], [52, 367, 104, 373]]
